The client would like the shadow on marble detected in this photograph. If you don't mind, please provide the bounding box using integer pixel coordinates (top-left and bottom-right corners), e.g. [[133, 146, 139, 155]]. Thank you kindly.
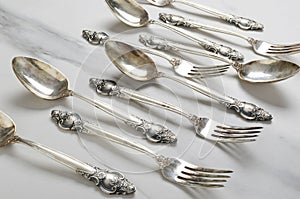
[[238, 79, 290, 108], [2, 146, 129, 198], [215, 143, 255, 164], [10, 92, 71, 110], [76, 131, 160, 172]]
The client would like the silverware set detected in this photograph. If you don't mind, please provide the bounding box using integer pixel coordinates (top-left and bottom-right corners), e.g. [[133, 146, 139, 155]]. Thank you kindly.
[[2, 0, 300, 196]]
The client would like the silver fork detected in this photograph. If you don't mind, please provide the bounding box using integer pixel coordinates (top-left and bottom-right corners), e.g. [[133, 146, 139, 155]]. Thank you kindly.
[[82, 30, 229, 78], [52, 110, 233, 188], [90, 79, 263, 143], [159, 13, 300, 57]]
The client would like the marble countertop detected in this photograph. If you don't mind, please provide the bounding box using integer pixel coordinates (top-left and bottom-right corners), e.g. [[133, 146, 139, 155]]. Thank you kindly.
[[1, 0, 300, 198]]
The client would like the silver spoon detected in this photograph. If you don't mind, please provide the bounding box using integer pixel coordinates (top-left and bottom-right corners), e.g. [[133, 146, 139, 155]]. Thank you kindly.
[[0, 111, 135, 195], [104, 40, 272, 121], [143, 0, 263, 31], [82, 29, 230, 78], [104, 0, 243, 61], [12, 56, 176, 144], [52, 109, 233, 188], [139, 34, 300, 83]]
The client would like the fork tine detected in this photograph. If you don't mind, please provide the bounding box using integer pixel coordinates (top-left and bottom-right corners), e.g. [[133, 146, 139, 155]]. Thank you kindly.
[[270, 43, 300, 49], [191, 68, 229, 73], [176, 175, 225, 188], [189, 70, 228, 77], [216, 125, 263, 131], [214, 139, 257, 143], [267, 48, 300, 54], [215, 129, 261, 134], [182, 170, 231, 178], [212, 133, 259, 139], [188, 72, 227, 78], [188, 73, 226, 79], [188, 68, 229, 76], [179, 174, 227, 183], [184, 165, 233, 174], [192, 64, 230, 71]]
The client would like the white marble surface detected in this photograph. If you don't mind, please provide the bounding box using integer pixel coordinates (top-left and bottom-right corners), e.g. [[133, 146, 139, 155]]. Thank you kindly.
[[1, 0, 300, 198]]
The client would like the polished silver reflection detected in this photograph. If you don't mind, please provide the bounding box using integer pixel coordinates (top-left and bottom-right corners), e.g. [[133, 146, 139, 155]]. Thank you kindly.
[[104, 0, 242, 60], [0, 111, 135, 195], [90, 78, 263, 143], [159, 13, 300, 57], [82, 29, 229, 78], [139, 34, 300, 83], [52, 110, 233, 188], [12, 56, 176, 144], [104, 40, 272, 121]]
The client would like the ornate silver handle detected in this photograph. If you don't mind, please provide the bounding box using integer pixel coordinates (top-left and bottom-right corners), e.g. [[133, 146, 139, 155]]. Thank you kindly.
[[89, 78, 192, 119], [139, 34, 234, 65], [68, 91, 176, 144], [158, 13, 244, 61], [89, 78, 272, 121], [174, 0, 264, 30], [145, 19, 243, 61], [159, 13, 254, 46], [51, 110, 159, 159], [14, 136, 135, 195], [158, 73, 272, 121]]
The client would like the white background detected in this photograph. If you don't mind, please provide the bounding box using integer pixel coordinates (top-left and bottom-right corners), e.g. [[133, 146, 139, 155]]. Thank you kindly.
[[0, 0, 300, 198]]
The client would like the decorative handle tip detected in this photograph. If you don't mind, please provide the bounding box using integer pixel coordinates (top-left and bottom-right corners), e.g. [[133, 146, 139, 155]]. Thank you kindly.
[[51, 110, 84, 131], [225, 98, 273, 121], [82, 30, 109, 46], [78, 167, 136, 195], [226, 15, 264, 31]]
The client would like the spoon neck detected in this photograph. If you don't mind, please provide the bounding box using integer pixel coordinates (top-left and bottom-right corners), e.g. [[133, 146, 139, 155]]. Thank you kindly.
[[232, 62, 243, 71], [66, 90, 75, 97], [156, 72, 166, 78]]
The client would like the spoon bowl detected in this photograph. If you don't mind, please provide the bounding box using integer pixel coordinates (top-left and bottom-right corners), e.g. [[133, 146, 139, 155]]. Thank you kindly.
[[0, 112, 16, 147], [105, 40, 158, 81], [238, 59, 300, 83], [105, 0, 149, 27], [12, 57, 69, 100]]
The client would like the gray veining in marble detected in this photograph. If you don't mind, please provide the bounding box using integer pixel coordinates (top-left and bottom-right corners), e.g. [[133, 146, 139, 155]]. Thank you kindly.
[[0, 5, 89, 66]]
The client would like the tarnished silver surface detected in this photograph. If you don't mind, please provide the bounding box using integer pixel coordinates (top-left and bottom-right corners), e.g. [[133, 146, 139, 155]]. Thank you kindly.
[[158, 13, 300, 57], [104, 40, 273, 121], [52, 109, 176, 144], [0, 111, 135, 195], [82, 30, 109, 45], [223, 98, 273, 121], [90, 78, 264, 143], [78, 167, 136, 195], [82, 30, 229, 78], [225, 15, 264, 30], [52, 110, 233, 188], [104, 0, 241, 56], [143, 0, 263, 30], [139, 34, 300, 83], [12, 56, 175, 144], [159, 13, 244, 61]]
